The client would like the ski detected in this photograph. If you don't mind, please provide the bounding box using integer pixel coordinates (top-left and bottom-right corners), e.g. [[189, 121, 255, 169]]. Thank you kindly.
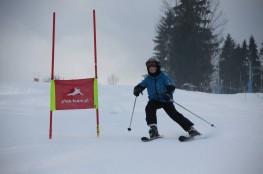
[[178, 135, 193, 142], [141, 134, 202, 142], [178, 134, 201, 142], [141, 136, 163, 142]]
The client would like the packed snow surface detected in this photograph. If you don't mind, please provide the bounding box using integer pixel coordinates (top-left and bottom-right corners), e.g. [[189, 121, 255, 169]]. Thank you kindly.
[[0, 82, 263, 174]]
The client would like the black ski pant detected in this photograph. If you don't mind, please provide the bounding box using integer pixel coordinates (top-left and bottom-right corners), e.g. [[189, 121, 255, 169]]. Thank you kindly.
[[145, 100, 193, 131]]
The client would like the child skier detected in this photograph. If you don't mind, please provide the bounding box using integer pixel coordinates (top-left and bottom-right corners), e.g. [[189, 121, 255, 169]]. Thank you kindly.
[[133, 57, 200, 139]]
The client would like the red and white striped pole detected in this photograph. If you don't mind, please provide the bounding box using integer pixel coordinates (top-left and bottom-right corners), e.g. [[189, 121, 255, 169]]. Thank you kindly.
[[93, 9, 100, 137], [49, 12, 56, 139]]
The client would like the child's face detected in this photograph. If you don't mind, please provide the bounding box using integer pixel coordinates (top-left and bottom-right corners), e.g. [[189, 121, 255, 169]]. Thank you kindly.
[[149, 66, 157, 74]]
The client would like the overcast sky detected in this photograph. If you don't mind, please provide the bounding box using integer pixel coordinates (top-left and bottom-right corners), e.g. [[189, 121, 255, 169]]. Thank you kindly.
[[0, 0, 263, 85]]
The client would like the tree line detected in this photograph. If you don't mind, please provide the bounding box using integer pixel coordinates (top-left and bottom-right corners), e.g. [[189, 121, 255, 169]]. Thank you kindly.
[[153, 0, 263, 93], [218, 34, 263, 93]]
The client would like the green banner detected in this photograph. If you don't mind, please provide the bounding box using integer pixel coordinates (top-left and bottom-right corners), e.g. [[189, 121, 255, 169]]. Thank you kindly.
[[50, 80, 56, 111], [94, 78, 98, 109]]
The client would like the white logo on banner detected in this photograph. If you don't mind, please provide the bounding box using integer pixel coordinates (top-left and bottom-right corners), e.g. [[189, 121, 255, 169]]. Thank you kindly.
[[67, 88, 84, 96]]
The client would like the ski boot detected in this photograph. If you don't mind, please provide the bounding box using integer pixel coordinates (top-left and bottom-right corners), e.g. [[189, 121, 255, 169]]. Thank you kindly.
[[149, 125, 160, 138], [188, 127, 201, 137]]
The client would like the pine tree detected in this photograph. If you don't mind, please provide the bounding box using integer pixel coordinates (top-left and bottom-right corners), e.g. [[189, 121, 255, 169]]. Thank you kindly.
[[260, 43, 263, 91], [241, 40, 249, 92], [219, 34, 236, 93], [260, 43, 263, 56], [248, 36, 261, 92], [260, 43, 263, 62], [234, 44, 244, 92], [153, 0, 220, 91], [153, 9, 174, 72]]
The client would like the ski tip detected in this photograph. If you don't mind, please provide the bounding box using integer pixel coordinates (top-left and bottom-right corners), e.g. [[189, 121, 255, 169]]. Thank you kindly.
[[141, 136, 163, 142], [178, 134, 203, 142], [178, 136, 187, 142], [141, 137, 149, 142]]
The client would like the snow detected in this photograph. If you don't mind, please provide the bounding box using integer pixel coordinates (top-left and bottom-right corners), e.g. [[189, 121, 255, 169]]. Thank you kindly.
[[0, 82, 263, 174]]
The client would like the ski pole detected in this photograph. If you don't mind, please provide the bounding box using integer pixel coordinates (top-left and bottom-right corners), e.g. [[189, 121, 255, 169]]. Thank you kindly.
[[173, 101, 215, 127], [127, 97, 137, 131]]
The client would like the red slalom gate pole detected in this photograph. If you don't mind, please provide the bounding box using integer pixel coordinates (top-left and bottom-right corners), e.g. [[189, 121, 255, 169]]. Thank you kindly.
[[49, 12, 56, 139], [51, 12, 55, 80], [93, 9, 100, 137], [93, 10, 98, 79], [49, 111, 53, 139]]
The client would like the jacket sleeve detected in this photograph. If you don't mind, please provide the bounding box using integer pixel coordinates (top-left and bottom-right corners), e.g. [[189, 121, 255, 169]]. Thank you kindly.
[[138, 76, 148, 88], [135, 76, 148, 92], [164, 74, 176, 93]]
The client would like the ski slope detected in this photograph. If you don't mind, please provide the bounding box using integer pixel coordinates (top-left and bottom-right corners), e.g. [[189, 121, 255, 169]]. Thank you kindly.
[[0, 82, 262, 174]]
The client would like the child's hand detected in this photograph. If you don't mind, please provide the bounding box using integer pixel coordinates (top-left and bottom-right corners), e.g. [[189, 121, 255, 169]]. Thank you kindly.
[[133, 85, 143, 96], [163, 93, 172, 101]]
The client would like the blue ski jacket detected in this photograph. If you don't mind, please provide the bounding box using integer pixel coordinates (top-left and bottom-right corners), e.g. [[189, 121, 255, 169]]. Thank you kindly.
[[138, 72, 175, 102]]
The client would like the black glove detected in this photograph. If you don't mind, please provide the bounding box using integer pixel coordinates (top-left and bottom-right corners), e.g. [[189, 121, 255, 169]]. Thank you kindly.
[[163, 85, 175, 102], [166, 85, 175, 93], [133, 85, 144, 97], [163, 92, 172, 102]]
